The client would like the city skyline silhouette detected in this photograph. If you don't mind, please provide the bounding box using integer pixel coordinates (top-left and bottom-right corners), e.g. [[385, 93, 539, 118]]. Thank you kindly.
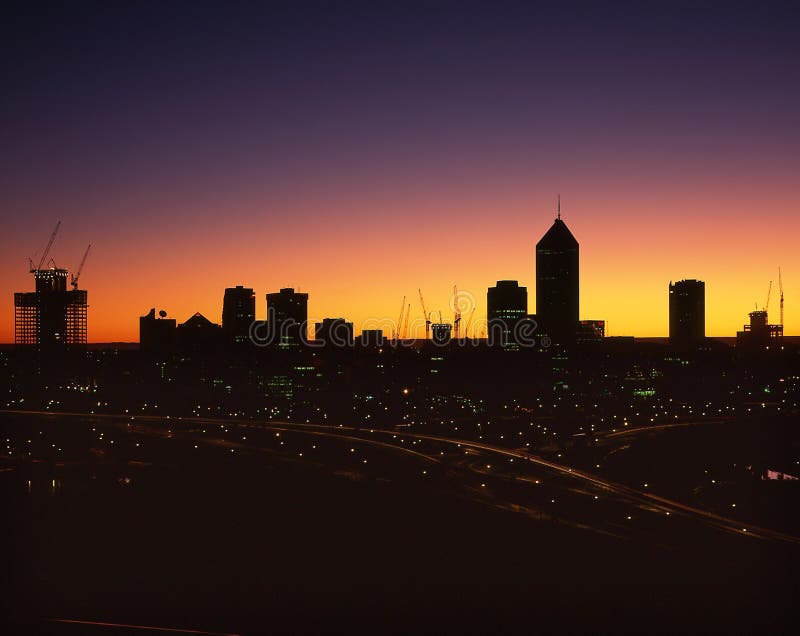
[[1, 3, 798, 634], [5, 205, 796, 345], [2, 3, 799, 342]]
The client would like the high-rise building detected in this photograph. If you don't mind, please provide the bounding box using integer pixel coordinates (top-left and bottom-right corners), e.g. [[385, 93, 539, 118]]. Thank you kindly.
[[14, 267, 87, 352], [266, 288, 309, 348], [222, 285, 256, 345], [487, 280, 528, 346], [315, 318, 354, 347], [669, 279, 705, 346], [536, 210, 579, 343]]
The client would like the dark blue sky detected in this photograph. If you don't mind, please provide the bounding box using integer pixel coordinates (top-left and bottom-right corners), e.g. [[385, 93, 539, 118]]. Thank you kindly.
[[1, 1, 798, 341]]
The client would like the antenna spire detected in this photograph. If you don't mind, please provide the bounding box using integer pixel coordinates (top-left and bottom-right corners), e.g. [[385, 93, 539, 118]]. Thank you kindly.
[[557, 194, 561, 220]]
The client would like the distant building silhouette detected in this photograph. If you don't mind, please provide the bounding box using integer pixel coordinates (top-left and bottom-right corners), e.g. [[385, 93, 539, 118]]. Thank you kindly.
[[266, 288, 308, 348], [487, 280, 528, 346], [577, 319, 605, 344], [222, 286, 255, 345], [536, 212, 579, 344], [431, 322, 452, 346], [359, 329, 385, 347], [139, 308, 176, 354], [14, 267, 87, 352], [177, 312, 223, 353], [669, 279, 705, 346], [736, 310, 783, 351], [315, 318, 354, 347]]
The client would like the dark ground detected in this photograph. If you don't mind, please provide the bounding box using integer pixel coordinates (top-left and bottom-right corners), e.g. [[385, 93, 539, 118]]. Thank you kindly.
[[1, 414, 798, 635]]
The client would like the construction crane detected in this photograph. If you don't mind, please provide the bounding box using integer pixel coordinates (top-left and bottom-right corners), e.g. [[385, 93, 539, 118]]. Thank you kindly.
[[779, 267, 784, 327], [452, 285, 461, 339], [418, 289, 431, 339], [464, 307, 476, 339], [32, 221, 61, 272], [765, 280, 773, 318], [403, 303, 411, 339], [395, 296, 406, 341], [71, 244, 91, 290]]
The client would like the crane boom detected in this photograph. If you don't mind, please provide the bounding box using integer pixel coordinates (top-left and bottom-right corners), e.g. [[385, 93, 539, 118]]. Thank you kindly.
[[71, 244, 91, 289], [765, 280, 772, 317], [418, 289, 430, 339], [452, 284, 461, 339], [35, 221, 61, 271], [403, 303, 411, 339], [396, 296, 406, 341], [465, 308, 475, 339]]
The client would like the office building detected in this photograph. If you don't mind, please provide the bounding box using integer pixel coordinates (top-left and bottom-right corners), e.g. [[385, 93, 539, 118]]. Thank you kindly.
[[536, 210, 579, 344], [266, 288, 309, 348], [359, 329, 385, 347], [315, 318, 354, 347], [139, 308, 176, 354], [487, 280, 528, 346], [222, 285, 256, 345], [669, 279, 705, 346], [177, 312, 223, 353], [577, 319, 605, 344]]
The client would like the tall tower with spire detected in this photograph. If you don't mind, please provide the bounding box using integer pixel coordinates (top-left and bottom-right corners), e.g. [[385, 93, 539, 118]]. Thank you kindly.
[[535, 197, 579, 343]]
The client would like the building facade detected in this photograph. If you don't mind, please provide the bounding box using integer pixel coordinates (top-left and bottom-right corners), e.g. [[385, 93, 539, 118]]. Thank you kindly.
[[14, 268, 87, 351], [536, 215, 579, 344], [266, 288, 309, 347], [222, 285, 256, 345], [487, 280, 528, 346], [315, 318, 354, 347], [139, 308, 176, 354], [736, 310, 783, 351], [669, 279, 705, 346], [431, 322, 452, 346]]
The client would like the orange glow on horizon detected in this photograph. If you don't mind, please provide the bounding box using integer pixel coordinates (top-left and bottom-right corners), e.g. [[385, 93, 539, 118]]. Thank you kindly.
[[2, 183, 798, 343]]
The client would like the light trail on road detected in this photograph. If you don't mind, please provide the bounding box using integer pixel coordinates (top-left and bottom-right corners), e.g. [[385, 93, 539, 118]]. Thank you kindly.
[[603, 417, 733, 438], [48, 618, 241, 635], [5, 409, 798, 545]]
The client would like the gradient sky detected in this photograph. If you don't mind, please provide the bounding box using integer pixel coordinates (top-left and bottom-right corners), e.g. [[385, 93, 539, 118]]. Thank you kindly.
[[1, 1, 798, 342]]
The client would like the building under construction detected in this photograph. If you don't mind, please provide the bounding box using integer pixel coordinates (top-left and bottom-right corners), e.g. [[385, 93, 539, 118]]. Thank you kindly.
[[736, 274, 785, 351], [14, 223, 89, 351], [736, 310, 783, 351]]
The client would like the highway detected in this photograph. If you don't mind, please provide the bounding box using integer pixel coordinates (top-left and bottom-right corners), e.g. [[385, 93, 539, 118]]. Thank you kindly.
[[3, 409, 798, 546], [261, 419, 800, 545], [602, 417, 733, 438]]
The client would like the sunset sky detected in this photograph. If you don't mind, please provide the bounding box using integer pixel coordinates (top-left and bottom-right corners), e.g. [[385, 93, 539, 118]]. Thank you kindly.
[[1, 2, 798, 342]]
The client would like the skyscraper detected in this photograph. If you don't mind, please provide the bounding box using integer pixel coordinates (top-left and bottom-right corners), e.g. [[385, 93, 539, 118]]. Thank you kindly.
[[669, 279, 705, 346], [266, 288, 309, 347], [487, 280, 528, 346], [536, 207, 579, 343], [222, 285, 256, 345]]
